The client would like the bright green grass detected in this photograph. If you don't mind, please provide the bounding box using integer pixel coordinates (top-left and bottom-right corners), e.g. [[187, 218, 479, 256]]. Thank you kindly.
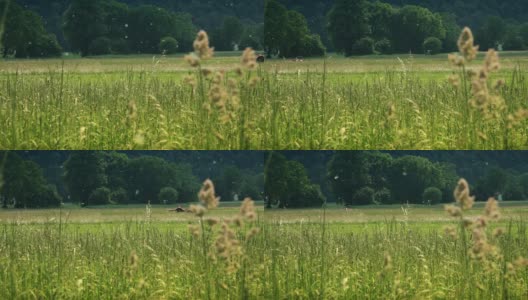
[[1, 52, 528, 150], [0, 202, 266, 299], [259, 202, 528, 299], [1, 202, 527, 299]]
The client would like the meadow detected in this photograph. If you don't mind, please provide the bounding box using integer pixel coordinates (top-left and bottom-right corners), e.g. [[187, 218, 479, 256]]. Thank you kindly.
[[1, 49, 528, 150], [1, 198, 527, 299]]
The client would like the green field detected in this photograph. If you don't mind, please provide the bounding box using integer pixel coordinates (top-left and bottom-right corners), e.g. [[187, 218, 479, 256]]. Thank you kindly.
[[1, 51, 528, 150], [262, 202, 528, 299], [0, 201, 265, 224], [1, 201, 527, 299], [0, 200, 266, 299]]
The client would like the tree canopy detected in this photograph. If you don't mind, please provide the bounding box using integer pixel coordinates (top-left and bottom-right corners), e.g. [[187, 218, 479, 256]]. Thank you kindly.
[[264, 152, 325, 208], [268, 151, 528, 208], [264, 0, 325, 58], [0, 1, 62, 58], [15, 0, 263, 57], [270, 0, 528, 56], [1, 151, 263, 208]]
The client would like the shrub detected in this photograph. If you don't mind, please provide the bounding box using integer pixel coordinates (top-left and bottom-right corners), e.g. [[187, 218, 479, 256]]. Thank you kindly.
[[158, 187, 179, 204], [373, 188, 392, 204], [303, 34, 326, 57], [159, 37, 179, 54], [352, 187, 375, 205], [88, 187, 111, 205], [301, 184, 326, 207], [110, 188, 128, 204], [25, 35, 62, 58], [374, 38, 392, 54], [352, 37, 375, 55], [89, 37, 112, 56], [422, 187, 442, 205], [423, 37, 442, 54]]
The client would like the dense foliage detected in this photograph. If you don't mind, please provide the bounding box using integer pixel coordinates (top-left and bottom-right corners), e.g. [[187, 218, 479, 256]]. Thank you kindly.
[[264, 152, 325, 208], [267, 151, 528, 208], [1, 151, 264, 208], [0, 152, 62, 208], [0, 1, 62, 58], [270, 0, 528, 56], [264, 0, 325, 58], [11, 0, 263, 57]]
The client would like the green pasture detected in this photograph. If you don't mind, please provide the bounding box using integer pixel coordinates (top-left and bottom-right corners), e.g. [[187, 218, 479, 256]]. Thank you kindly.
[[1, 200, 527, 299], [1, 51, 528, 150]]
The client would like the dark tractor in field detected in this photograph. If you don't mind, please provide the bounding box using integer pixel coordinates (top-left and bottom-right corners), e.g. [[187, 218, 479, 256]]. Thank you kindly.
[[168, 206, 187, 213]]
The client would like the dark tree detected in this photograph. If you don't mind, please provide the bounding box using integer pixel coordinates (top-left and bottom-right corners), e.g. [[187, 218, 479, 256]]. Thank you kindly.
[[391, 5, 445, 53], [63, 0, 106, 56], [63, 152, 106, 204], [1, 1, 61, 58], [327, 152, 370, 204], [327, 0, 369, 56], [264, 0, 288, 57], [265, 152, 324, 208], [217, 166, 243, 201], [388, 155, 442, 204], [366, 1, 395, 41], [1, 153, 61, 208]]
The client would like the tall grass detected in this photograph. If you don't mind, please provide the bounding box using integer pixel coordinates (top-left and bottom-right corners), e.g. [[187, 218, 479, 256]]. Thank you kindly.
[[1, 30, 528, 149], [0, 220, 267, 299], [1, 205, 527, 298], [2, 66, 527, 150], [0, 178, 264, 299], [2, 216, 526, 299]]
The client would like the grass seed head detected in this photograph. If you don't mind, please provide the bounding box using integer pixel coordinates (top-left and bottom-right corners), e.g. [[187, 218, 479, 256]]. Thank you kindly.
[[448, 74, 460, 87], [245, 227, 260, 241], [188, 224, 200, 238], [184, 53, 200, 67], [448, 54, 465, 67], [205, 218, 219, 227], [493, 227, 505, 237], [484, 197, 500, 220], [189, 204, 206, 217], [198, 179, 219, 209], [193, 30, 214, 59], [444, 225, 458, 239], [453, 178, 474, 210], [240, 198, 256, 220], [507, 109, 528, 129], [445, 204, 462, 217], [241, 48, 257, 69], [513, 257, 528, 267], [484, 49, 500, 72], [457, 27, 479, 62]]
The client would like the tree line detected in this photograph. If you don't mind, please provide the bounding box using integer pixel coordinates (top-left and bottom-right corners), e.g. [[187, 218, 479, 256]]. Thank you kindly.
[[264, 151, 528, 208], [264, 0, 528, 57], [0, 0, 62, 58], [3, 150, 526, 209], [1, 0, 263, 58], [0, 151, 264, 208]]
